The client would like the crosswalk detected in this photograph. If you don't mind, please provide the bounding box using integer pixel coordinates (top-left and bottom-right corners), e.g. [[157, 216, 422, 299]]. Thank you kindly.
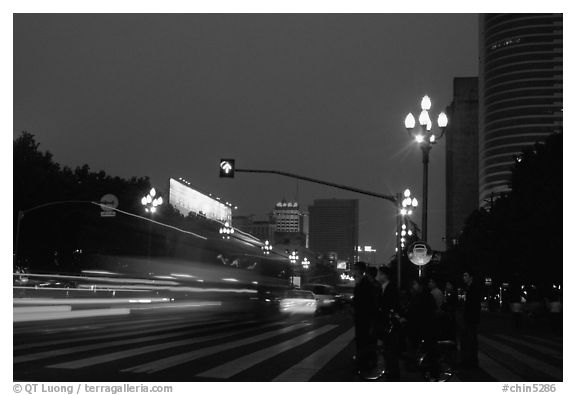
[[13, 313, 563, 382], [475, 332, 562, 382], [14, 314, 356, 381]]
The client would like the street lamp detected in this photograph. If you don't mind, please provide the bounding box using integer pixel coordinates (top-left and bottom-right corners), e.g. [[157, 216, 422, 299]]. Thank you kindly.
[[219, 221, 234, 240], [288, 250, 300, 287], [302, 257, 310, 270], [140, 187, 163, 261], [404, 95, 448, 242], [261, 240, 272, 255], [397, 188, 418, 251], [140, 188, 163, 214], [289, 250, 299, 264]]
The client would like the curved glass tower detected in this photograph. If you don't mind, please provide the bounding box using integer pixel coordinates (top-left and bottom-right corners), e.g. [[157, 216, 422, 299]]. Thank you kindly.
[[479, 14, 562, 203]]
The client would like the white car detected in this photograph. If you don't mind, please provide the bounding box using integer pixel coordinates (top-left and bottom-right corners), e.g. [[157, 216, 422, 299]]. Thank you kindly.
[[302, 284, 337, 313], [279, 290, 317, 315]]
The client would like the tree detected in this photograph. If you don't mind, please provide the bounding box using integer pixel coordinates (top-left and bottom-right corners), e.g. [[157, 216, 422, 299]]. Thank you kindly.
[[455, 132, 562, 286]]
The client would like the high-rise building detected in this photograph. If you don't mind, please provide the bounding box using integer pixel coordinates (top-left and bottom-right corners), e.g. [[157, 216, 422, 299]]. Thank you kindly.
[[273, 200, 303, 233], [273, 200, 306, 248], [445, 77, 479, 245], [308, 199, 359, 263], [479, 14, 563, 203]]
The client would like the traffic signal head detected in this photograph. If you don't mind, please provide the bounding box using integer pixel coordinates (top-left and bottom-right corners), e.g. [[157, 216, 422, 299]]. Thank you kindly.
[[219, 159, 235, 178]]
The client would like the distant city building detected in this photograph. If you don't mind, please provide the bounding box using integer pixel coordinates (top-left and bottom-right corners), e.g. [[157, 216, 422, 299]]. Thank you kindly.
[[273, 199, 307, 248], [479, 14, 563, 203], [308, 199, 359, 263], [232, 215, 276, 242], [273, 200, 303, 233], [445, 77, 479, 246]]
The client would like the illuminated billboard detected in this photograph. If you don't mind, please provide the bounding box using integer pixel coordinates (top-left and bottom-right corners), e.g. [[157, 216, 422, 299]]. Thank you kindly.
[[169, 178, 232, 223]]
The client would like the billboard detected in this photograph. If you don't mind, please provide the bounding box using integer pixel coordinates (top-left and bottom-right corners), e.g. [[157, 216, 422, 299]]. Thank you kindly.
[[169, 178, 232, 223]]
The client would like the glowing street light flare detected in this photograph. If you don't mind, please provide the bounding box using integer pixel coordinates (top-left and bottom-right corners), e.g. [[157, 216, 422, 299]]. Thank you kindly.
[[405, 113, 416, 129], [419, 110, 431, 126], [421, 95, 431, 111], [404, 189, 411, 198], [415, 134, 424, 143], [438, 112, 448, 128]]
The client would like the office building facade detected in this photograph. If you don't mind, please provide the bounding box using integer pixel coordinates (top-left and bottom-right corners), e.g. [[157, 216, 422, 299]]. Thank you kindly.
[[479, 14, 562, 203], [445, 77, 479, 245], [308, 199, 359, 263]]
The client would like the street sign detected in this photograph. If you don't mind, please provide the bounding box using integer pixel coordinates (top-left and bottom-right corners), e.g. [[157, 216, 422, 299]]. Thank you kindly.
[[219, 159, 235, 178], [407, 240, 432, 266], [100, 194, 119, 217]]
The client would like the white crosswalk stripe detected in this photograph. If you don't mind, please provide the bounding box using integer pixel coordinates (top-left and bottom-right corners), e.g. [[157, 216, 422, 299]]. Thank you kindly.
[[14, 320, 244, 364], [479, 335, 562, 380], [522, 335, 562, 349], [45, 321, 283, 369], [199, 324, 339, 379], [272, 328, 354, 381], [14, 319, 231, 351], [492, 334, 563, 359], [121, 322, 310, 374], [478, 350, 524, 382]]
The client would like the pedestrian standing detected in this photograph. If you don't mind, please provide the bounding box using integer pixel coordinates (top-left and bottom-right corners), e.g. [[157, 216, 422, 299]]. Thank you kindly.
[[441, 280, 458, 341], [406, 278, 439, 378], [375, 266, 400, 379], [428, 277, 444, 311], [352, 261, 381, 380], [460, 270, 481, 368]]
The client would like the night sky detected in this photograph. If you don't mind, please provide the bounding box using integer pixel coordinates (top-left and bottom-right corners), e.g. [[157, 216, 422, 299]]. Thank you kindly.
[[13, 14, 478, 262]]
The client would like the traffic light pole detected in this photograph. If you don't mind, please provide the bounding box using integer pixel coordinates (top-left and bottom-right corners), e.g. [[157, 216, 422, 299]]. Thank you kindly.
[[235, 168, 397, 202], [232, 168, 404, 287]]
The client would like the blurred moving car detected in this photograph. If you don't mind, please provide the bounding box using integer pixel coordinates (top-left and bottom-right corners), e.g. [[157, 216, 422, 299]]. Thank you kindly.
[[278, 289, 317, 315], [302, 284, 337, 313]]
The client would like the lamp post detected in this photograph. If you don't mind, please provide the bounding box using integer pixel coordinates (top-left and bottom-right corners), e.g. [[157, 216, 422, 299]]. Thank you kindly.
[[261, 240, 272, 255], [219, 221, 234, 240], [140, 188, 163, 259], [395, 188, 418, 286], [289, 250, 299, 287], [404, 95, 448, 242]]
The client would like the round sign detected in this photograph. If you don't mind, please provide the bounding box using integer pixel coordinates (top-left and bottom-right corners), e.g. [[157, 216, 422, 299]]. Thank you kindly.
[[407, 240, 433, 266], [100, 194, 119, 211]]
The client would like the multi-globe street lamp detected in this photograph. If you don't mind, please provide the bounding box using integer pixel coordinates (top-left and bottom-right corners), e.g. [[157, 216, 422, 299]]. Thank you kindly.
[[289, 250, 299, 264], [140, 188, 163, 214], [261, 240, 272, 255], [397, 188, 418, 251], [219, 221, 235, 240], [301, 257, 310, 270], [288, 250, 300, 287], [404, 95, 448, 242], [140, 187, 163, 260]]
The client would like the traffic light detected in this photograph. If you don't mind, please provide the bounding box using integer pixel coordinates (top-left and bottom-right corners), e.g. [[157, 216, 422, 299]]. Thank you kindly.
[[219, 159, 235, 178]]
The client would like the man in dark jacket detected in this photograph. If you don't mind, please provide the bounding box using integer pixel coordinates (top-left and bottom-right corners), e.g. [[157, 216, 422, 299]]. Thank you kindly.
[[353, 261, 381, 379], [375, 266, 400, 379], [460, 270, 481, 368]]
